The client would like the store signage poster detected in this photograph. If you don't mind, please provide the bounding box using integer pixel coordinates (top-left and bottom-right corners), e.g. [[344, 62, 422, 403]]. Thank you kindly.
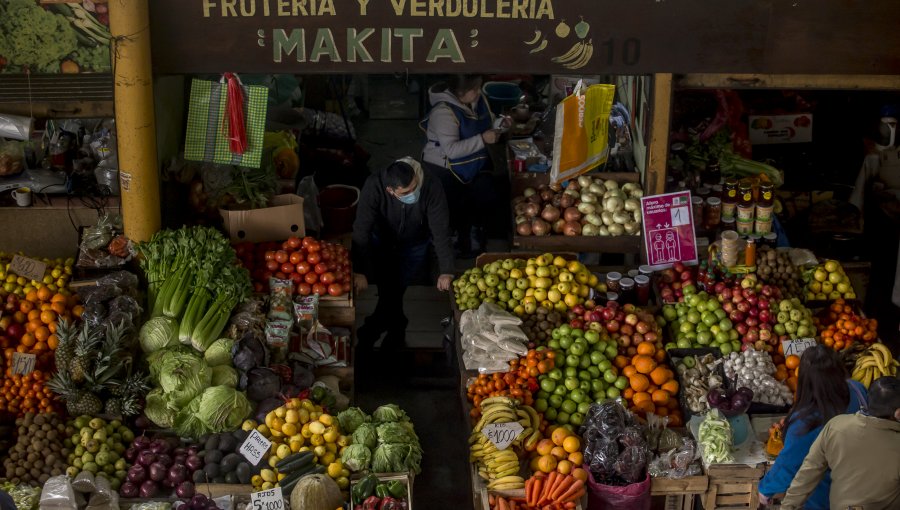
[[640, 191, 698, 268]]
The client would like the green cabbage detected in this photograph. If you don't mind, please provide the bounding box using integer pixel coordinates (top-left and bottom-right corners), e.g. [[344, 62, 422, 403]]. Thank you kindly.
[[376, 422, 418, 445], [204, 338, 234, 367], [196, 386, 252, 433], [351, 423, 377, 450], [372, 404, 409, 423], [372, 443, 422, 474], [339, 444, 372, 472], [337, 407, 369, 434], [211, 365, 238, 388], [173, 395, 207, 439], [157, 349, 211, 407], [140, 317, 179, 353], [143, 389, 175, 428]]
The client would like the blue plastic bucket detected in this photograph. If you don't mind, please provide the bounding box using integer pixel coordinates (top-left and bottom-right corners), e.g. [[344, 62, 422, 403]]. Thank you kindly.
[[482, 81, 521, 115]]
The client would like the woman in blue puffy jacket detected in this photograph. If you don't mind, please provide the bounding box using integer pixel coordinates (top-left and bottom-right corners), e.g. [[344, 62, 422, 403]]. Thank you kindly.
[[758, 345, 868, 508]]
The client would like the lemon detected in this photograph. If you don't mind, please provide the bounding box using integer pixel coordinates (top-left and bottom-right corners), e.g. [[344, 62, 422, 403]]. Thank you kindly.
[[298, 409, 310, 424], [324, 443, 337, 454], [277, 472, 286, 481], [260, 469, 277, 483], [318, 413, 334, 426], [276, 444, 291, 459], [308, 421, 326, 435], [261, 481, 274, 490], [301, 423, 312, 439], [335, 476, 350, 489], [274, 406, 287, 419], [320, 452, 336, 465], [242, 420, 257, 431], [323, 428, 339, 443], [289, 440, 303, 453], [281, 422, 298, 437], [268, 456, 279, 468], [251, 475, 263, 487], [256, 424, 270, 436], [326, 462, 343, 478], [310, 434, 324, 446]]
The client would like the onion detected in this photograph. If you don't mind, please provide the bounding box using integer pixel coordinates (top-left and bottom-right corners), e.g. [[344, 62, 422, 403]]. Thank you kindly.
[[560, 193, 575, 209], [523, 187, 536, 198], [613, 211, 631, 224], [553, 218, 566, 234], [567, 182, 581, 192], [563, 221, 582, 236], [531, 219, 550, 236], [540, 189, 554, 202], [527, 193, 543, 205], [624, 198, 640, 211], [577, 202, 597, 215], [580, 193, 597, 204], [633, 210, 643, 223], [707, 388, 727, 406], [517, 221, 533, 236], [551, 194, 562, 208], [601, 211, 614, 225], [515, 215, 528, 224], [514, 202, 528, 216], [585, 213, 603, 227], [582, 224, 598, 236], [524, 202, 540, 218], [599, 225, 610, 236], [604, 179, 619, 190], [512, 196, 525, 206], [577, 175, 592, 188], [563, 207, 582, 223], [563, 188, 580, 199], [608, 224, 625, 236], [588, 183, 605, 195], [541, 205, 561, 222], [624, 222, 640, 235], [605, 197, 623, 212]]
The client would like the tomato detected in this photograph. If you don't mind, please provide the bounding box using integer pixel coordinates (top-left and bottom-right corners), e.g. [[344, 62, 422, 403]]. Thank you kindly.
[[266, 259, 280, 271], [327, 283, 343, 296], [314, 263, 328, 275], [281, 262, 295, 274], [304, 272, 319, 284], [289, 251, 303, 265], [321, 250, 332, 261], [290, 273, 304, 286], [297, 283, 312, 296], [274, 250, 289, 263], [296, 261, 311, 274], [261, 270, 274, 281], [264, 251, 275, 261], [275, 272, 287, 280], [307, 252, 321, 265], [312, 283, 328, 296], [342, 282, 352, 293], [286, 236, 302, 249], [321, 272, 336, 284]]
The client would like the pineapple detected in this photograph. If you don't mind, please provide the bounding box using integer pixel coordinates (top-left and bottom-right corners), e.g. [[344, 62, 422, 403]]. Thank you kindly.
[[108, 372, 149, 418], [47, 371, 103, 416], [54, 319, 77, 373], [69, 323, 102, 383]]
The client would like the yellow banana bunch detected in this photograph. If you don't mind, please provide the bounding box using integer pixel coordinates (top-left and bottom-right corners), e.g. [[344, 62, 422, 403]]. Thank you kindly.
[[852, 343, 898, 389], [469, 397, 543, 489]]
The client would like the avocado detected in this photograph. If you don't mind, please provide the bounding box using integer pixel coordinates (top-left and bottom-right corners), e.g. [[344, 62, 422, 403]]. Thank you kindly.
[[235, 463, 251, 485], [204, 436, 219, 453], [224, 472, 239, 484], [218, 435, 237, 453], [204, 450, 224, 464], [203, 463, 221, 479], [221, 453, 240, 473], [192, 469, 207, 483], [212, 476, 226, 484]]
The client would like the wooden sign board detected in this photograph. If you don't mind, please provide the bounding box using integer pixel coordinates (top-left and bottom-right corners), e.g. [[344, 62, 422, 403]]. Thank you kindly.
[[147, 0, 900, 75]]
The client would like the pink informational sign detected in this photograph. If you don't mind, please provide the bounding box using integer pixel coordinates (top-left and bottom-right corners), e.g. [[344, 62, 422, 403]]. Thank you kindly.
[[640, 191, 698, 268]]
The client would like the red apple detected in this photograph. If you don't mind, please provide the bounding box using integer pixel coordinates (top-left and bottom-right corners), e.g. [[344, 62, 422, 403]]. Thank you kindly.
[[731, 310, 746, 323], [680, 271, 693, 281], [606, 320, 620, 333], [625, 313, 639, 326], [619, 324, 634, 336], [674, 261, 686, 273], [746, 316, 759, 327], [635, 321, 650, 335], [735, 322, 749, 336], [736, 301, 751, 313], [601, 308, 616, 321], [573, 305, 585, 315]]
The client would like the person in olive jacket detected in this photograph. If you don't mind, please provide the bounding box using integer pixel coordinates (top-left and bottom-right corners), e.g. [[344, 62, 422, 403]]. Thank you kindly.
[[352, 157, 455, 350]]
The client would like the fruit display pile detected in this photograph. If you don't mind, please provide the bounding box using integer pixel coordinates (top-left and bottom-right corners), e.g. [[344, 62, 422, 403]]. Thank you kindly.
[[234, 237, 352, 297], [805, 259, 856, 301]]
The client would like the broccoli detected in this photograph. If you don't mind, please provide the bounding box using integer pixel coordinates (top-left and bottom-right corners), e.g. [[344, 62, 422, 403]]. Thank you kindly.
[[0, 0, 78, 73]]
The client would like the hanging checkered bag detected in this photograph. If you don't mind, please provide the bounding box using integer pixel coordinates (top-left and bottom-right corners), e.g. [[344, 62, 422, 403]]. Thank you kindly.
[[184, 73, 268, 168]]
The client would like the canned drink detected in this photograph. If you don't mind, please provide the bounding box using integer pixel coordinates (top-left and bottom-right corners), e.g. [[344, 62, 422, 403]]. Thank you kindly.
[[514, 158, 526, 173]]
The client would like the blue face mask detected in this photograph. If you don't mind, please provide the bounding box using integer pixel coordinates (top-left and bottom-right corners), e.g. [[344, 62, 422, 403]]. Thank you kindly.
[[396, 179, 421, 205]]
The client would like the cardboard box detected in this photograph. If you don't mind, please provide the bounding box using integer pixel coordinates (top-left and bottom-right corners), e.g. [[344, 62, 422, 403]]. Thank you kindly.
[[219, 194, 305, 243]]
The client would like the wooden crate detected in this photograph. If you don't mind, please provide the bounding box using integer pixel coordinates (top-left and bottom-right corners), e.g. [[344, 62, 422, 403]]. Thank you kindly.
[[193, 484, 254, 498], [703, 464, 766, 510], [652, 475, 709, 510]]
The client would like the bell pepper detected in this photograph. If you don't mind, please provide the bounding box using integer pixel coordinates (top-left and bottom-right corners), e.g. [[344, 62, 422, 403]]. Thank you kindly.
[[363, 496, 381, 510], [378, 497, 404, 510], [351, 475, 378, 503], [387, 480, 406, 499], [375, 483, 392, 498]]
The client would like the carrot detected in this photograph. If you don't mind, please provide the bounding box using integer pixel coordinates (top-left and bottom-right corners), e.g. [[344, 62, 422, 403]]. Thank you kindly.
[[525, 478, 534, 506], [539, 472, 558, 505], [557, 480, 585, 503], [498, 496, 510, 510], [510, 501, 517, 510], [490, 495, 497, 507], [564, 502, 577, 509], [550, 475, 575, 501], [530, 476, 544, 506]]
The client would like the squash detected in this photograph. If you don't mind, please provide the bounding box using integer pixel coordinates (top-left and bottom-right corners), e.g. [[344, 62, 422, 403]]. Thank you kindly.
[[290, 473, 342, 510]]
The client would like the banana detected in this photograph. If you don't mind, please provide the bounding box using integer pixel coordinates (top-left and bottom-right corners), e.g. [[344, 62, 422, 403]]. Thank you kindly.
[[490, 482, 526, 490], [855, 357, 878, 370], [529, 39, 548, 54], [869, 343, 893, 360], [564, 40, 593, 69], [481, 396, 517, 408], [523, 405, 541, 429], [490, 462, 521, 475], [493, 467, 522, 479], [861, 367, 874, 389], [524, 30, 542, 45], [524, 430, 541, 451], [489, 475, 525, 485], [552, 41, 586, 64]]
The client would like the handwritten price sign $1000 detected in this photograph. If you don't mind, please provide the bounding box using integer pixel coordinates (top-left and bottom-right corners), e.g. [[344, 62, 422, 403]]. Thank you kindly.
[[250, 487, 284, 510], [482, 422, 524, 450]]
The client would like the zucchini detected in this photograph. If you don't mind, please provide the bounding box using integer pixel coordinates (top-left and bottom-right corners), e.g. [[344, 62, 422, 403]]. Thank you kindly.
[[279, 465, 325, 495], [275, 451, 314, 473]]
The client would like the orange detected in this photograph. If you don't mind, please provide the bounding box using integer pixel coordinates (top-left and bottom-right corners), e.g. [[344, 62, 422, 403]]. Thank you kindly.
[[668, 413, 684, 427], [786, 376, 798, 392], [551, 427, 570, 446], [537, 455, 557, 473], [562, 436, 581, 454], [568, 451, 584, 466], [633, 355, 657, 375], [47, 334, 58, 350], [72, 305, 84, 319], [24, 290, 38, 302], [19, 300, 34, 313], [34, 326, 50, 343], [36, 287, 52, 302], [629, 374, 650, 392], [51, 293, 67, 304], [25, 321, 38, 334], [650, 366, 671, 385], [556, 459, 573, 475], [636, 341, 656, 356], [632, 391, 652, 405], [661, 380, 679, 395], [571, 468, 589, 482], [550, 446, 568, 461], [613, 355, 629, 369], [785, 355, 800, 370], [40, 311, 56, 325], [651, 389, 671, 405], [622, 365, 638, 378], [655, 406, 670, 417], [50, 302, 66, 315], [536, 439, 554, 456], [635, 400, 656, 414], [655, 348, 667, 363], [26, 310, 40, 322], [20, 333, 35, 348]]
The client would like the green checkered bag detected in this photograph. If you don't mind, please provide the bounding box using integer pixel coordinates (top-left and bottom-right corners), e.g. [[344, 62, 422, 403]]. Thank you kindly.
[[184, 77, 269, 168]]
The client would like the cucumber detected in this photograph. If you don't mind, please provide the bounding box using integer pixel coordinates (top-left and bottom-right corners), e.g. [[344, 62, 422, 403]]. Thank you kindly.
[[278, 461, 317, 486], [275, 451, 314, 473], [280, 465, 325, 495]]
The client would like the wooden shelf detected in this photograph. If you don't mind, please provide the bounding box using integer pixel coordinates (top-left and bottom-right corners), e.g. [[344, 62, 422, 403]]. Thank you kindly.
[[512, 233, 642, 253], [674, 73, 900, 91]]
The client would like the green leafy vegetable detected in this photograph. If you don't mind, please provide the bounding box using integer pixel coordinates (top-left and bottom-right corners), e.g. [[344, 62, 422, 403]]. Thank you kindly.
[[173, 395, 207, 439], [372, 404, 409, 423], [351, 423, 377, 451], [144, 388, 176, 428], [376, 422, 418, 445], [204, 338, 234, 367], [211, 365, 238, 388], [372, 443, 422, 474], [156, 349, 211, 407], [699, 409, 734, 465], [139, 316, 179, 353], [0, 0, 78, 73], [340, 444, 372, 472], [337, 407, 369, 434], [196, 386, 252, 433]]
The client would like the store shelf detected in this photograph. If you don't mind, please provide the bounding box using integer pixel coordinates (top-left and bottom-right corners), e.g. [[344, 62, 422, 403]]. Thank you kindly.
[[512, 233, 642, 253], [674, 74, 900, 91]]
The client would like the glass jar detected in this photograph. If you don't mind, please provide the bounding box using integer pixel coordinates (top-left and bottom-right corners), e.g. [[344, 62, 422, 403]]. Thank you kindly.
[[634, 275, 650, 305], [763, 233, 778, 248], [704, 161, 722, 186], [711, 184, 724, 200], [759, 183, 774, 207], [705, 197, 722, 230], [692, 196, 705, 226], [605, 292, 619, 304], [720, 216, 736, 235], [606, 272, 622, 293], [723, 178, 739, 203], [619, 278, 635, 304], [638, 265, 654, 277], [745, 238, 757, 267], [627, 269, 639, 279], [697, 187, 711, 199], [738, 182, 754, 207]]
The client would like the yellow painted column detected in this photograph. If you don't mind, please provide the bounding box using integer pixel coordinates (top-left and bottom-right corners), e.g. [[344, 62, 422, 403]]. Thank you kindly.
[[109, 0, 161, 242]]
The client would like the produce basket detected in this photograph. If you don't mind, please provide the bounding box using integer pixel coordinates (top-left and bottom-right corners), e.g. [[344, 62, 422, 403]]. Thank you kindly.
[[349, 472, 414, 509], [509, 171, 643, 254]]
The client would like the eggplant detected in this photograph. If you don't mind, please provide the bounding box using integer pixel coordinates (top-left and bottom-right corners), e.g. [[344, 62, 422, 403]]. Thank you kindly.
[[119, 482, 139, 498], [139, 480, 159, 498], [707, 388, 727, 407]]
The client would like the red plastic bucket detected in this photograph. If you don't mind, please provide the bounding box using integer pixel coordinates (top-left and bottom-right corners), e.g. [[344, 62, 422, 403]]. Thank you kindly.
[[318, 184, 360, 237]]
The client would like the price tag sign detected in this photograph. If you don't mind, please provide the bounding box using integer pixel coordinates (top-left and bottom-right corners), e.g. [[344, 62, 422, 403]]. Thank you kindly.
[[11, 352, 36, 376], [9, 255, 47, 282], [782, 338, 817, 357], [482, 422, 524, 450], [239, 429, 272, 466], [250, 487, 284, 510]]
